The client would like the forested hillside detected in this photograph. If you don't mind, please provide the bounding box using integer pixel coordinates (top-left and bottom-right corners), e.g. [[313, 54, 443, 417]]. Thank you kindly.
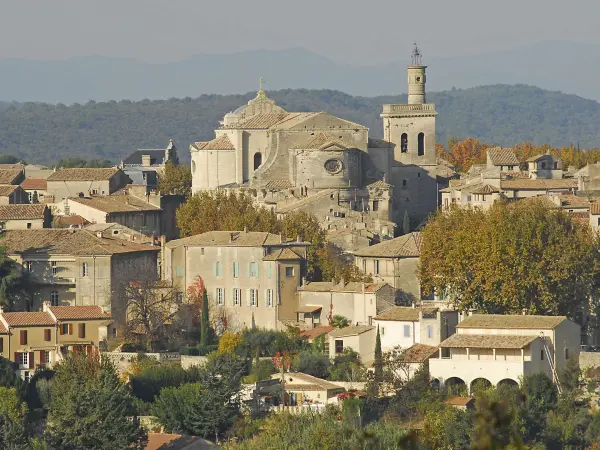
[[1, 84, 599, 165]]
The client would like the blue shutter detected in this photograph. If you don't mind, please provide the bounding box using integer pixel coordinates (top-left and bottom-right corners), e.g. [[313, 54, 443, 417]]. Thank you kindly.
[[266, 263, 271, 279], [212, 262, 217, 277], [247, 262, 251, 278]]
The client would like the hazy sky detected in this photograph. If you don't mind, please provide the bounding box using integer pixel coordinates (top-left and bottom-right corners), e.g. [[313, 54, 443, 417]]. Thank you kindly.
[[2, 0, 600, 64]]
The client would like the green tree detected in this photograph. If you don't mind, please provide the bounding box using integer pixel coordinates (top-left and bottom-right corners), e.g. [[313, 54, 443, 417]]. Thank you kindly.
[[471, 393, 524, 450], [0, 155, 23, 164], [45, 353, 147, 450], [158, 161, 192, 197], [421, 405, 471, 450], [520, 373, 558, 442], [420, 200, 600, 317], [292, 350, 331, 379], [586, 410, 600, 445], [31, 191, 39, 204], [373, 326, 383, 384], [331, 314, 350, 328], [402, 209, 411, 235], [329, 349, 366, 382], [200, 288, 209, 347], [0, 386, 28, 450]]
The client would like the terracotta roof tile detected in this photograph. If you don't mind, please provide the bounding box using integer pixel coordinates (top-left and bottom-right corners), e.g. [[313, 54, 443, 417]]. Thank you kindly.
[[49, 306, 111, 321], [265, 179, 294, 189], [457, 314, 567, 330], [2, 311, 55, 327], [402, 343, 439, 363], [487, 147, 519, 166], [294, 132, 350, 150], [193, 134, 236, 151], [439, 333, 538, 349], [262, 247, 302, 261], [374, 306, 438, 322], [0, 169, 23, 185], [53, 215, 89, 227], [328, 325, 374, 338], [0, 185, 18, 197], [223, 111, 289, 129], [501, 179, 577, 190], [69, 195, 160, 213], [445, 396, 475, 407], [299, 281, 388, 293], [0, 204, 46, 220], [526, 153, 550, 162], [0, 321, 6, 333], [167, 230, 308, 249], [20, 178, 47, 190], [47, 168, 120, 182], [353, 232, 422, 258], [590, 204, 600, 215], [299, 326, 335, 340]]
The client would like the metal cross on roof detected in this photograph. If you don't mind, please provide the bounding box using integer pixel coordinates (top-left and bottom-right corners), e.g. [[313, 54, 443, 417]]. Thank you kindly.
[[411, 43, 422, 65]]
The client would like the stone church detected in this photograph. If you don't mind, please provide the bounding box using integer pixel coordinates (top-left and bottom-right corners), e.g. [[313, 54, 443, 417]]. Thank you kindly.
[[190, 46, 440, 238]]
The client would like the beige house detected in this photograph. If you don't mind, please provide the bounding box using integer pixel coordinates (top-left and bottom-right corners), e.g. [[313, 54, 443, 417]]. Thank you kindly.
[[0, 304, 111, 380], [0, 185, 29, 205], [0, 168, 26, 186], [429, 314, 580, 392], [328, 325, 376, 364], [0, 229, 159, 332], [272, 372, 345, 406], [46, 168, 131, 202], [20, 178, 47, 203], [373, 306, 458, 351], [0, 204, 51, 229], [353, 232, 425, 303], [296, 281, 394, 327], [165, 230, 310, 331]]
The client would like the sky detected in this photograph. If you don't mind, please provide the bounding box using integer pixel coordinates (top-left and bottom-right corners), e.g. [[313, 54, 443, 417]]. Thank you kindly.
[[2, 0, 600, 65]]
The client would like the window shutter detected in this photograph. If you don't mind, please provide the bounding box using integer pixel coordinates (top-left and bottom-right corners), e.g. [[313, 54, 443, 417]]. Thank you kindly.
[[255, 263, 259, 278], [59, 325, 64, 336], [0, 337, 3, 353], [213, 288, 217, 306], [264, 289, 269, 307], [246, 290, 251, 307], [39, 350, 45, 365], [44, 329, 51, 342], [29, 352, 34, 369], [247, 262, 251, 277], [79, 323, 86, 339], [69, 324, 73, 335], [231, 288, 236, 306], [213, 262, 217, 277], [266, 263, 271, 279]]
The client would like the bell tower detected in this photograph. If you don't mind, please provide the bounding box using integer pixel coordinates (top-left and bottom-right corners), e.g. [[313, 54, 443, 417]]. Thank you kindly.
[[381, 44, 438, 224]]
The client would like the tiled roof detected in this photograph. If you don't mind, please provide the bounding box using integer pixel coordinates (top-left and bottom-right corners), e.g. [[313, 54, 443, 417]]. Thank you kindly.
[[368, 138, 391, 148], [53, 215, 89, 227], [328, 325, 374, 338], [166, 230, 308, 249], [353, 232, 422, 258], [0, 169, 23, 184], [296, 305, 322, 313], [402, 343, 439, 363], [2, 311, 55, 327], [299, 281, 388, 293], [122, 149, 165, 166], [439, 333, 538, 349], [590, 204, 600, 215], [298, 281, 335, 292], [295, 132, 350, 150], [1, 229, 160, 256], [69, 195, 161, 213], [470, 184, 500, 194], [47, 168, 120, 182], [501, 179, 577, 190], [276, 372, 343, 391], [374, 306, 438, 322], [222, 112, 289, 129], [457, 314, 567, 330], [192, 134, 235, 151], [270, 112, 322, 130], [0, 204, 46, 220], [0, 185, 18, 197], [299, 326, 335, 340], [262, 247, 302, 261], [556, 194, 593, 208], [0, 321, 6, 333], [367, 180, 393, 189], [0, 164, 24, 170], [49, 306, 111, 320], [487, 147, 519, 166], [265, 179, 294, 189], [526, 154, 550, 162], [20, 178, 47, 190], [146, 433, 216, 450], [446, 396, 475, 407]]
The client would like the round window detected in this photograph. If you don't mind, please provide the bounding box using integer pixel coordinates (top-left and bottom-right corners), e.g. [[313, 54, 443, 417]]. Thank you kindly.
[[324, 159, 342, 174]]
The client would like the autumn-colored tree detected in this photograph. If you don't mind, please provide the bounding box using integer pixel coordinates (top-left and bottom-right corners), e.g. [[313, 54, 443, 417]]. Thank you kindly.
[[158, 161, 192, 197], [218, 331, 243, 355], [419, 200, 600, 318], [440, 137, 488, 172]]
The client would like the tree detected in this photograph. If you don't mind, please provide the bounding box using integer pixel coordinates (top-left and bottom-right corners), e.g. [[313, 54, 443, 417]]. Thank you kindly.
[[402, 210, 411, 235], [329, 349, 367, 382], [292, 350, 331, 379], [218, 331, 243, 355], [158, 161, 192, 197], [471, 393, 524, 450], [31, 191, 39, 204], [200, 288, 210, 347], [421, 405, 471, 450], [520, 373, 558, 442], [331, 314, 350, 328], [420, 200, 600, 317], [373, 326, 383, 384], [45, 353, 147, 450], [0, 387, 28, 450]]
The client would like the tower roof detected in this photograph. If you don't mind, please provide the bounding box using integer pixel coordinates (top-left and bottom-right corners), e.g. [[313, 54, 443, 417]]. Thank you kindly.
[[411, 43, 423, 65]]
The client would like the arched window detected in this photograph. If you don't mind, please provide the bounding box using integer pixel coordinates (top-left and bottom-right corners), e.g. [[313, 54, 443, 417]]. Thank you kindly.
[[400, 133, 408, 153], [417, 132, 425, 156], [253, 152, 262, 170], [50, 291, 59, 306]]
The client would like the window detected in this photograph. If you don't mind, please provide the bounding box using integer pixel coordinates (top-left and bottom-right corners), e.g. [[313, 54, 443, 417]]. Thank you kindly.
[[368, 316, 373, 325], [50, 291, 59, 306], [249, 262, 259, 277], [481, 194, 486, 202], [565, 348, 569, 360], [41, 350, 50, 366], [26, 222, 32, 229], [233, 288, 242, 306], [216, 288, 225, 306], [78, 323, 86, 338], [0, 337, 3, 353], [416, 76, 421, 82], [82, 262, 88, 277], [20, 330, 27, 345], [541, 162, 547, 169], [92, 189, 98, 195], [26, 261, 33, 272], [373, 200, 379, 211], [112, 328, 117, 339], [44, 329, 51, 342], [233, 262, 239, 278], [403, 325, 410, 338], [60, 324, 69, 335], [254, 152, 263, 170], [18, 352, 28, 367], [381, 327, 385, 336], [400, 133, 408, 153], [554, 161, 558, 169], [402, 179, 407, 188], [335, 340, 344, 354], [427, 325, 433, 339], [266, 289, 274, 307], [541, 350, 544, 361], [417, 132, 425, 156], [467, 195, 472, 202], [285, 267, 294, 277], [250, 289, 258, 307], [51, 261, 58, 276], [374, 260, 380, 275], [24, 371, 31, 383]]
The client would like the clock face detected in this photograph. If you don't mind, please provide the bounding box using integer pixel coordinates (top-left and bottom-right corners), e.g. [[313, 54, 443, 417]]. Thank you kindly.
[[324, 159, 343, 174]]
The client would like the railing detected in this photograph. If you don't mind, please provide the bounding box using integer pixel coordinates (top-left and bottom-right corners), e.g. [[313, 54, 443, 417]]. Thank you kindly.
[[382, 104, 436, 114]]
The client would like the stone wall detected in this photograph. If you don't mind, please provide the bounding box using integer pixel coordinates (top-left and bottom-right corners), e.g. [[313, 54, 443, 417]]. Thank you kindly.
[[180, 355, 208, 369], [102, 351, 180, 374], [580, 351, 600, 375]]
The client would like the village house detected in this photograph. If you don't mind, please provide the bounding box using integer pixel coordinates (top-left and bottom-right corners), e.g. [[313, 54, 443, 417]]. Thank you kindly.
[[296, 280, 394, 328], [0, 167, 26, 186], [0, 229, 159, 335], [164, 230, 310, 330], [20, 178, 48, 204], [271, 372, 345, 406], [328, 325, 376, 365], [428, 314, 580, 393], [121, 139, 179, 189], [45, 168, 131, 203], [353, 232, 425, 304], [0, 303, 111, 381], [0, 185, 29, 205], [0, 204, 51, 229], [372, 306, 458, 351]]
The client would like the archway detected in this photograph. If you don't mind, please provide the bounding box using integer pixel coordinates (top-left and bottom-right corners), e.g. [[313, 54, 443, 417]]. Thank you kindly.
[[497, 378, 519, 388], [445, 377, 467, 396], [431, 378, 441, 391], [254, 152, 262, 170], [417, 132, 425, 156], [470, 378, 492, 393], [401, 133, 408, 153]]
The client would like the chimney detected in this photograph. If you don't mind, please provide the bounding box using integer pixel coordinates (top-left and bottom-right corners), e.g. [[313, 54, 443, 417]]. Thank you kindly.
[[244, 226, 248, 233], [96, 231, 102, 238], [42, 301, 51, 312], [280, 233, 286, 243], [142, 154, 151, 167], [296, 234, 301, 243]]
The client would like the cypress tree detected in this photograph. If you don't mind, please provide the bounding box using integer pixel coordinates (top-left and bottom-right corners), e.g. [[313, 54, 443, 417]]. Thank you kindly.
[[200, 288, 209, 347], [402, 209, 411, 235], [31, 191, 39, 204], [374, 325, 383, 382]]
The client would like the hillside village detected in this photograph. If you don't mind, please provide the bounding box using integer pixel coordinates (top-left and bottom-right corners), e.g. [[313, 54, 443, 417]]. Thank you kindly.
[[3, 46, 600, 448]]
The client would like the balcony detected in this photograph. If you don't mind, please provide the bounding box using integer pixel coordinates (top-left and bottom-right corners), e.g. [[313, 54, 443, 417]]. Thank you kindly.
[[381, 103, 437, 117], [429, 357, 529, 388]]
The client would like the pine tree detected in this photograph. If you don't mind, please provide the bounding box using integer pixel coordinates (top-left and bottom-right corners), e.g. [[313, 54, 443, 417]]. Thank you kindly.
[[374, 325, 383, 382], [402, 209, 411, 235], [200, 288, 209, 347]]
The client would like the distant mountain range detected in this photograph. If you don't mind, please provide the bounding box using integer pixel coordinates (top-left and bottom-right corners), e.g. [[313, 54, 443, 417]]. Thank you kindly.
[[1, 41, 600, 103], [1, 85, 599, 165]]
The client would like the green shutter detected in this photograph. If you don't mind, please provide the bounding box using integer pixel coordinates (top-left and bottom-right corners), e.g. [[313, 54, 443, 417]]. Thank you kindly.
[[266, 263, 271, 279], [247, 262, 251, 278], [213, 262, 217, 277]]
